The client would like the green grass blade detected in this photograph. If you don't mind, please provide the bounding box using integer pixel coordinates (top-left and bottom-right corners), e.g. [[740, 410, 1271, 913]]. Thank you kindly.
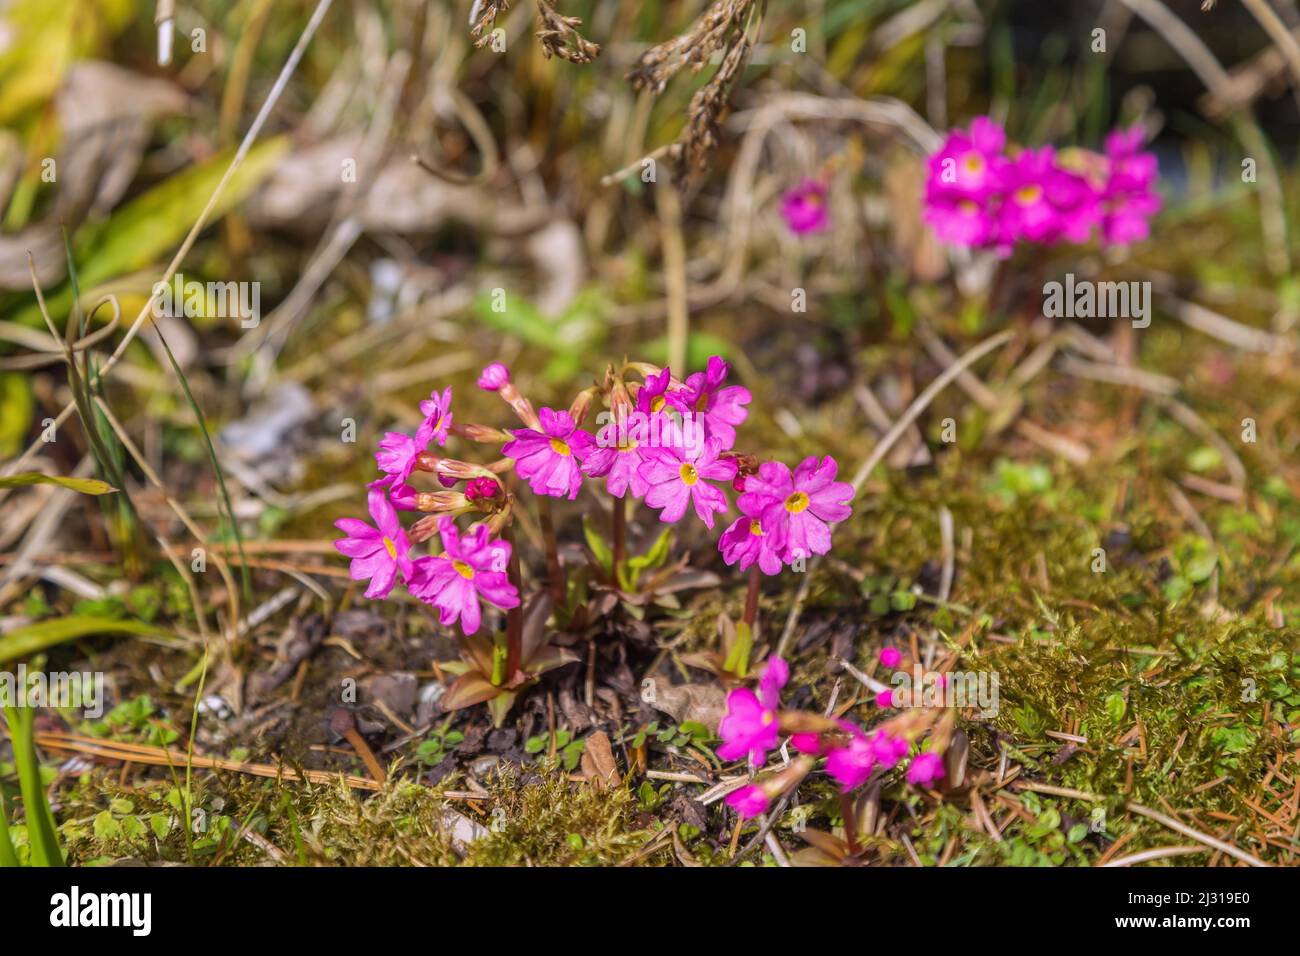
[[149, 319, 251, 599], [3, 706, 63, 866], [0, 615, 176, 665], [0, 793, 20, 867]]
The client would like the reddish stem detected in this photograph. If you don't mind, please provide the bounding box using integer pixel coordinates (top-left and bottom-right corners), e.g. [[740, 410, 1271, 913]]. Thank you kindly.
[[742, 565, 760, 630], [839, 792, 860, 857], [504, 526, 523, 677], [612, 496, 626, 581], [537, 497, 566, 607]]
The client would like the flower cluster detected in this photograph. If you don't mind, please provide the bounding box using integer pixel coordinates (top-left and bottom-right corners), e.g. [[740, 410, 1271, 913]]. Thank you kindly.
[[515, 353, 854, 573], [335, 381, 520, 636], [924, 116, 1160, 255], [719, 653, 948, 819], [335, 355, 856, 642]]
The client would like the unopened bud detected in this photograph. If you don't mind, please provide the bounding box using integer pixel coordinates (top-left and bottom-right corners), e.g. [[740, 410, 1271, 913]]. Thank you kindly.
[[478, 362, 510, 391]]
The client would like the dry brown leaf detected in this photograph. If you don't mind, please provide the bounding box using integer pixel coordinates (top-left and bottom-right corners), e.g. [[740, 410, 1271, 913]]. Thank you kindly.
[[579, 730, 621, 788]]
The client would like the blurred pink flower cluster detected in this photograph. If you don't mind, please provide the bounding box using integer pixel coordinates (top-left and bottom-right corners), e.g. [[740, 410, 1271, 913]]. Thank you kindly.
[[719, 651, 947, 819], [924, 116, 1161, 255]]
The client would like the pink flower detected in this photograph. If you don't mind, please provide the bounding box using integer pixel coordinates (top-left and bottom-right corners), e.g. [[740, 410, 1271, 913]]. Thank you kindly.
[[670, 356, 750, 450], [825, 727, 908, 792], [875, 689, 896, 709], [478, 362, 510, 391], [385, 477, 420, 511], [375, 431, 424, 486], [583, 406, 651, 500], [791, 718, 858, 757], [725, 784, 770, 819], [1099, 127, 1160, 247], [926, 116, 1008, 201], [791, 732, 825, 755], [996, 147, 1098, 250], [334, 483, 414, 599], [879, 647, 902, 668], [870, 730, 909, 769], [718, 515, 784, 576], [737, 456, 853, 563], [825, 729, 875, 792], [717, 657, 788, 767], [639, 437, 736, 529], [419, 386, 453, 447], [924, 117, 1009, 249], [907, 752, 945, 787], [637, 367, 677, 415], [924, 193, 998, 247], [581, 440, 649, 499], [779, 179, 829, 235], [408, 518, 519, 635], [503, 407, 593, 500], [995, 147, 1063, 245]]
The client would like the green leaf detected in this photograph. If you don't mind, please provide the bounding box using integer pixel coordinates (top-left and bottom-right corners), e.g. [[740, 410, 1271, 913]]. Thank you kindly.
[[3, 706, 62, 865], [889, 591, 918, 612], [0, 472, 116, 494], [642, 332, 733, 370], [149, 814, 171, 841], [0, 799, 19, 867], [0, 615, 174, 665], [0, 373, 33, 458], [582, 515, 613, 572], [1104, 692, 1127, 724], [622, 526, 673, 590], [92, 810, 120, 841], [1183, 552, 1218, 585]]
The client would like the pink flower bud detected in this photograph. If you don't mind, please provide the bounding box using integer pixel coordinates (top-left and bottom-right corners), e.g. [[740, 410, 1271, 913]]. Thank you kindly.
[[477, 362, 510, 392], [879, 647, 902, 668], [875, 689, 895, 709]]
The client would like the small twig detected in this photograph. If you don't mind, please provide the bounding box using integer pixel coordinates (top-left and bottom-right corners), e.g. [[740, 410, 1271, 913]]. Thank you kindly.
[[1125, 801, 1270, 867], [1101, 845, 1205, 867]]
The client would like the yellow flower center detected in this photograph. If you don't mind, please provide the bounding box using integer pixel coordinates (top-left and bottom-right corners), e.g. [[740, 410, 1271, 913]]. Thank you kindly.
[[695, 394, 709, 413], [550, 438, 571, 456], [749, 520, 763, 536], [761, 710, 774, 726], [1015, 184, 1043, 205], [650, 396, 665, 413], [958, 199, 979, 215], [453, 559, 475, 580], [383, 537, 397, 559], [679, 463, 699, 486], [617, 439, 638, 453], [784, 491, 810, 514], [961, 152, 984, 175]]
